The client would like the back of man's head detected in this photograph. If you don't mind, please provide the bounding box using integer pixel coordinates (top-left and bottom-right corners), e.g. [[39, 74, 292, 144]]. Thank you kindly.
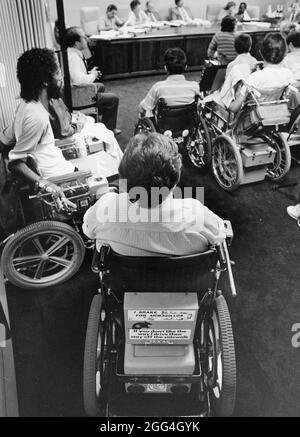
[[287, 31, 300, 48], [17, 48, 58, 102], [119, 133, 182, 207], [66, 26, 82, 48], [234, 33, 252, 54], [164, 48, 187, 74]]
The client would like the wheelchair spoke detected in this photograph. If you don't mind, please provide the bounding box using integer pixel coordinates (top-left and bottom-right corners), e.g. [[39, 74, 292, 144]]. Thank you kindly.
[[13, 255, 42, 267], [32, 237, 45, 255], [48, 256, 72, 268], [46, 236, 71, 256], [34, 260, 46, 280]]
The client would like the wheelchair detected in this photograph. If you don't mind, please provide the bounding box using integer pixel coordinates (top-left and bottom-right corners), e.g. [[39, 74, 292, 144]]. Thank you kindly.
[[0, 150, 113, 290], [83, 222, 237, 417], [134, 97, 212, 169], [200, 85, 292, 191]]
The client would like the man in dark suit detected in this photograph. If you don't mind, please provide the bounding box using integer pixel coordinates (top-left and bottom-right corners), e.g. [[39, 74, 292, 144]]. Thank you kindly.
[[145, 1, 161, 22], [170, 0, 193, 22]]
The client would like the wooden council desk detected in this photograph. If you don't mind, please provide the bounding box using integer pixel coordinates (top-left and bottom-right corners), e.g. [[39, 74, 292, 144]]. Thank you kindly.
[[89, 24, 271, 80]]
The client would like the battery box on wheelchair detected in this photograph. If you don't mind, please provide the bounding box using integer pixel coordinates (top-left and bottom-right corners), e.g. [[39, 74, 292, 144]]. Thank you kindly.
[[124, 292, 199, 394]]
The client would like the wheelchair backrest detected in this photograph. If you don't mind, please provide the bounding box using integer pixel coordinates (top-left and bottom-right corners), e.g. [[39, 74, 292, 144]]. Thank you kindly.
[[246, 86, 287, 105], [98, 245, 218, 294], [155, 97, 199, 137], [199, 63, 227, 93]]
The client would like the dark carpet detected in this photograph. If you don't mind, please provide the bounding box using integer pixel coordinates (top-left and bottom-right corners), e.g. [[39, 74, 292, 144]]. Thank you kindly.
[[5, 73, 300, 417]]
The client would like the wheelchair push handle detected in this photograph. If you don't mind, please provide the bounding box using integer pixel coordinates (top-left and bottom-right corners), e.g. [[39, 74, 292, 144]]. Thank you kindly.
[[222, 240, 237, 298]]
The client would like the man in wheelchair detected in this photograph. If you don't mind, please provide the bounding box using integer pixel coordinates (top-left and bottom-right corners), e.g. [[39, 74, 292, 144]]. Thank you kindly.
[[82, 133, 237, 417], [0, 48, 122, 212], [83, 132, 226, 256], [138, 47, 200, 118]]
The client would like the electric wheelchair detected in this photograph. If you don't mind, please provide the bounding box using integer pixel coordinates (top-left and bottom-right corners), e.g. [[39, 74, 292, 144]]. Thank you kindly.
[[0, 146, 114, 290], [200, 85, 292, 191], [83, 222, 237, 417], [134, 97, 212, 169]]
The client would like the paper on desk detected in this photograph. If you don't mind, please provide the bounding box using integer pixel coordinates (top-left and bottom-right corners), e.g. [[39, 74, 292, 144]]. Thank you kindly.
[[242, 21, 271, 28]]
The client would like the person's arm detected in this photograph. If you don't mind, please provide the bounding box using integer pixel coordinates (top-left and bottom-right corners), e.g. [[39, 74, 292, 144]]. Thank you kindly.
[[201, 205, 226, 246], [170, 8, 177, 21], [228, 83, 247, 113], [68, 51, 97, 86], [125, 11, 136, 26], [98, 16, 112, 31], [138, 84, 157, 115], [141, 10, 150, 23], [115, 15, 125, 27], [207, 34, 218, 58]]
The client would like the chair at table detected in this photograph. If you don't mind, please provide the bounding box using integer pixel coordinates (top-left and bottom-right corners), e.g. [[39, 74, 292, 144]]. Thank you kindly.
[[71, 84, 100, 121], [80, 7, 100, 36]]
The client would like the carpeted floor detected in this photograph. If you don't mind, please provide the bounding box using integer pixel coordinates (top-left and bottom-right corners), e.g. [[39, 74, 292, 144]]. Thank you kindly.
[[5, 73, 300, 417]]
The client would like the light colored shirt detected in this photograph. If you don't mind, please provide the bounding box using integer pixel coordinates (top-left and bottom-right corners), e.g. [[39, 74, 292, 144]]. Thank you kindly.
[[178, 7, 192, 22], [246, 64, 294, 90], [67, 47, 97, 86], [283, 50, 300, 81], [226, 52, 257, 76], [0, 100, 74, 178], [139, 74, 200, 116], [126, 10, 149, 26], [83, 192, 226, 256], [98, 14, 124, 30]]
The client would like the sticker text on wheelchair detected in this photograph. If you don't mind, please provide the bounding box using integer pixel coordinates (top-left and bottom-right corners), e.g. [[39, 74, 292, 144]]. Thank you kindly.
[[128, 310, 196, 322], [291, 323, 300, 348], [129, 329, 191, 342]]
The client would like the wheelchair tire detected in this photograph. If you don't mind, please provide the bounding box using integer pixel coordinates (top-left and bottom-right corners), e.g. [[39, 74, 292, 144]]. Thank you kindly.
[[134, 118, 156, 135], [83, 294, 109, 417], [200, 295, 236, 417], [1, 221, 85, 290], [188, 116, 212, 169], [264, 132, 291, 182], [212, 134, 244, 191]]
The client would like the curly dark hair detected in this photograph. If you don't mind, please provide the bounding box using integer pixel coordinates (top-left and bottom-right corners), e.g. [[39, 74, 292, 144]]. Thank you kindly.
[[260, 32, 287, 64], [119, 133, 182, 207], [221, 15, 237, 32], [164, 47, 187, 74], [17, 48, 58, 102]]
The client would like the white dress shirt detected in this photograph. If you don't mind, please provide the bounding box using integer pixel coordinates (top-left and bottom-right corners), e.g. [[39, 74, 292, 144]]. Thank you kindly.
[[83, 192, 226, 256], [126, 10, 149, 26], [67, 47, 97, 86]]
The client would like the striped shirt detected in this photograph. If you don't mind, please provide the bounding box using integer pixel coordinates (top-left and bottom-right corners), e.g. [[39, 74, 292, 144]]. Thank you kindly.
[[83, 192, 226, 256], [207, 31, 237, 65], [139, 75, 200, 117]]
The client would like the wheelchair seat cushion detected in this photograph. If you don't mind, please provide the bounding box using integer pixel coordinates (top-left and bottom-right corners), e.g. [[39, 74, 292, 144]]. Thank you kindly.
[[101, 247, 218, 294]]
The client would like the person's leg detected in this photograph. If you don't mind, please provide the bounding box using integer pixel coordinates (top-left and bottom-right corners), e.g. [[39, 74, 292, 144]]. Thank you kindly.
[[97, 92, 120, 132], [95, 82, 105, 93]]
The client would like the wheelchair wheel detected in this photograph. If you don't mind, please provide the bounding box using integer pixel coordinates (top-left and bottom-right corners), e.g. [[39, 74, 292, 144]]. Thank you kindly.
[[200, 295, 236, 417], [212, 134, 244, 191], [264, 132, 291, 182], [134, 118, 156, 135], [188, 116, 212, 169], [83, 294, 109, 417], [1, 221, 85, 290]]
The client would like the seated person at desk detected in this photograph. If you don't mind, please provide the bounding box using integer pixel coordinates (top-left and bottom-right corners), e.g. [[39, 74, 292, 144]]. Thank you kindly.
[[283, 31, 300, 83], [66, 26, 121, 135], [228, 32, 294, 112], [82, 133, 226, 256], [217, 2, 237, 23], [169, 0, 194, 22], [0, 48, 122, 203], [125, 0, 149, 26], [235, 2, 251, 21], [207, 16, 237, 65], [226, 33, 257, 76], [144, 1, 162, 22], [98, 4, 125, 31], [138, 47, 200, 117]]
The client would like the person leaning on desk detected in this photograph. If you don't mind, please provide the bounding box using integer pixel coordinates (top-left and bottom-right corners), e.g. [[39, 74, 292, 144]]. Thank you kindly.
[[98, 4, 125, 31]]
